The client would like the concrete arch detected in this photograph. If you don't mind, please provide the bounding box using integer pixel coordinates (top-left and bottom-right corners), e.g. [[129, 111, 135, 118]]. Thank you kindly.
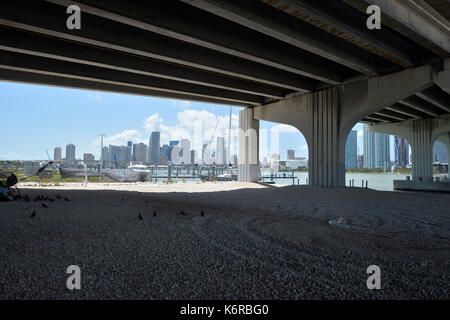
[[258, 120, 310, 170], [433, 132, 450, 167], [251, 64, 437, 186]]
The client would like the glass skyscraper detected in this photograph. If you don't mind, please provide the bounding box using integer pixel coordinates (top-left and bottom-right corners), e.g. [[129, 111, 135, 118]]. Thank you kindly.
[[394, 136, 409, 168], [345, 130, 357, 169], [375, 133, 390, 171], [363, 125, 375, 169], [363, 124, 390, 171], [149, 131, 161, 164], [433, 141, 448, 163]]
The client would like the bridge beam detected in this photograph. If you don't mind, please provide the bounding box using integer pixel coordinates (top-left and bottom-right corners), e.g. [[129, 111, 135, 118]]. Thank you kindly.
[[0, 0, 315, 92], [180, 0, 396, 75], [368, 0, 450, 54]]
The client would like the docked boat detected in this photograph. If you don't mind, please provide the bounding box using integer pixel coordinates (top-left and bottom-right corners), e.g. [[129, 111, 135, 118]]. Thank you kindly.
[[102, 168, 147, 182], [198, 172, 237, 181], [59, 167, 100, 179], [127, 163, 150, 173]]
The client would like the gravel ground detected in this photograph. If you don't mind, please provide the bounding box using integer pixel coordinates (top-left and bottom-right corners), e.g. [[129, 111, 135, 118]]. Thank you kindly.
[[0, 183, 449, 299]]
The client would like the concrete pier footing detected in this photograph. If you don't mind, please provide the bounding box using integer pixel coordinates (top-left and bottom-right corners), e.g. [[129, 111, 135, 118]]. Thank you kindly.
[[238, 108, 260, 182]]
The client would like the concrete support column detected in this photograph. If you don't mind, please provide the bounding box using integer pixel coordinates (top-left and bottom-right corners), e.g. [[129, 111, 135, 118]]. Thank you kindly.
[[238, 108, 259, 182], [410, 120, 433, 181], [308, 87, 345, 187]]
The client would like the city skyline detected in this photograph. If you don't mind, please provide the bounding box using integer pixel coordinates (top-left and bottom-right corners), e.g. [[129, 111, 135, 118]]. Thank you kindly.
[[1, 81, 309, 162], [1, 81, 446, 164]]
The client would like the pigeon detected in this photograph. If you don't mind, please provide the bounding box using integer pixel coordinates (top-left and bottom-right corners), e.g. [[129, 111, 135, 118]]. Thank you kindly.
[[153, 211, 157, 217], [56, 194, 62, 199], [42, 203, 48, 208], [64, 197, 70, 202], [121, 198, 125, 201], [34, 196, 40, 202], [180, 210, 186, 216], [200, 211, 205, 217], [30, 210, 36, 218], [138, 213, 144, 220], [48, 198, 54, 202], [24, 194, 30, 202]]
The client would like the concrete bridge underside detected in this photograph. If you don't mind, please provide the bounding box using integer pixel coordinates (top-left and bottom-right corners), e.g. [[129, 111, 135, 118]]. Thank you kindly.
[[0, 0, 449, 186]]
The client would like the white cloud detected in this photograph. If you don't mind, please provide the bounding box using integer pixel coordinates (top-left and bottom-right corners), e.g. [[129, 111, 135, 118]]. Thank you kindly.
[[91, 129, 143, 149], [143, 113, 163, 132], [271, 124, 298, 134], [301, 144, 308, 151], [142, 109, 239, 152]]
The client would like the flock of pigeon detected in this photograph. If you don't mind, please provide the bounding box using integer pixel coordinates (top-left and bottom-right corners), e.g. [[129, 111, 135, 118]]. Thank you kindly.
[[22, 193, 70, 218], [137, 208, 205, 220], [17, 192, 206, 220]]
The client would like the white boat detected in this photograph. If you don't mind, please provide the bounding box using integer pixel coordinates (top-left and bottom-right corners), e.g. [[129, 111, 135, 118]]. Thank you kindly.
[[127, 163, 150, 173]]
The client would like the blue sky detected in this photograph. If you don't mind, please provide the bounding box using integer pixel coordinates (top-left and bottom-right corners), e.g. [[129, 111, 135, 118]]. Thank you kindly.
[[1, 81, 376, 161]]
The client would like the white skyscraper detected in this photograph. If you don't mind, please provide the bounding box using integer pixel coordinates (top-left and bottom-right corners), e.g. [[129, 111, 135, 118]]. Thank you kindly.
[[180, 139, 191, 164], [363, 124, 390, 171], [216, 137, 225, 164]]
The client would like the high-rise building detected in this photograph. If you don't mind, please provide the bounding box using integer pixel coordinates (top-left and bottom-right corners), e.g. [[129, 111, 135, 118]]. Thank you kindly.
[[191, 150, 198, 164], [170, 146, 181, 164], [394, 136, 409, 168], [363, 124, 390, 171], [180, 139, 191, 164], [109, 145, 128, 164], [160, 144, 169, 164], [132, 143, 148, 163], [345, 130, 358, 169], [375, 133, 390, 171], [126, 141, 133, 163], [83, 153, 95, 166], [54, 147, 62, 161], [433, 141, 448, 163], [216, 137, 225, 164], [168, 141, 179, 162], [287, 149, 295, 160], [65, 144, 76, 161], [363, 125, 375, 169], [148, 131, 160, 164], [102, 146, 109, 166], [202, 143, 209, 164]]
